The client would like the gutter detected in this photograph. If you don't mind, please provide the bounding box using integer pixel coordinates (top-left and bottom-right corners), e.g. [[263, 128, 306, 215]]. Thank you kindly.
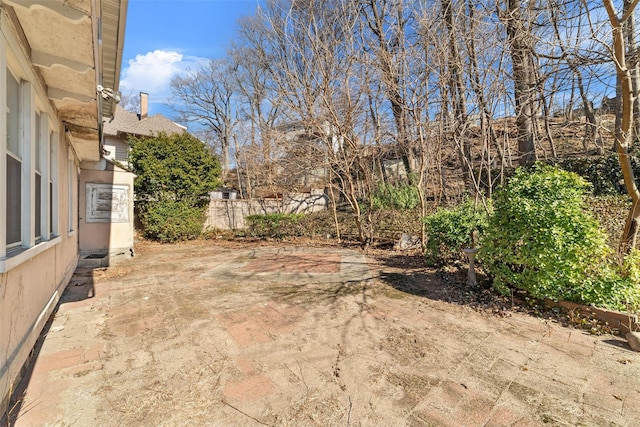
[[91, 0, 104, 159]]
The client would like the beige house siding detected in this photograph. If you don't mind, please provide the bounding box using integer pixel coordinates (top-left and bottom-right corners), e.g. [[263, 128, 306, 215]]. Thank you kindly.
[[0, 0, 126, 414], [104, 137, 130, 165], [1, 128, 79, 414]]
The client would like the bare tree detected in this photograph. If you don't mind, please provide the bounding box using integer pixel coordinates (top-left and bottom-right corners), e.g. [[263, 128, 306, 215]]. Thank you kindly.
[[229, 20, 285, 198], [200, 0, 636, 247], [441, 0, 473, 188], [232, 0, 377, 241], [602, 0, 640, 253], [360, 0, 417, 181], [169, 59, 237, 178], [118, 89, 141, 114]]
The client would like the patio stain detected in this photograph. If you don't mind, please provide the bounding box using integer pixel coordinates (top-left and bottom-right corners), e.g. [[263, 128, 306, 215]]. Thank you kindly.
[[217, 300, 306, 347]]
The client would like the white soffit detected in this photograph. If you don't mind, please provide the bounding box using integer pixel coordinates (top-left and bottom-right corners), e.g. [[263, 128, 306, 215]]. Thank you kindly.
[[3, 0, 126, 162]]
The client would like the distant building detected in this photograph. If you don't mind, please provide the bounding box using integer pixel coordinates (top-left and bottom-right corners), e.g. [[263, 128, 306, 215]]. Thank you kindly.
[[211, 187, 239, 200], [102, 93, 187, 168]]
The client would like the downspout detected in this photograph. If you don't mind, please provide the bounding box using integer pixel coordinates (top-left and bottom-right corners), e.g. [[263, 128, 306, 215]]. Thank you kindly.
[[91, 0, 104, 157]]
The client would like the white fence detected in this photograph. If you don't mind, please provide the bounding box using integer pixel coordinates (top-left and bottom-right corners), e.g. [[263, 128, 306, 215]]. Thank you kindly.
[[205, 193, 328, 230]]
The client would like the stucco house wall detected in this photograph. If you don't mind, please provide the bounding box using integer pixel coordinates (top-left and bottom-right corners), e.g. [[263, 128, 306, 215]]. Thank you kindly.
[[0, 127, 80, 415], [0, 233, 79, 409], [0, 0, 126, 415], [79, 159, 135, 263]]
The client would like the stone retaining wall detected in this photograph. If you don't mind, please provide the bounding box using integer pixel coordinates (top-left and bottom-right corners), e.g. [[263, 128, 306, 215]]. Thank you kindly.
[[205, 193, 328, 230]]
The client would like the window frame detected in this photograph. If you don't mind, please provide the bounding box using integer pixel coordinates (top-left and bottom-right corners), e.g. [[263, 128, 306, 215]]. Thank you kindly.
[[49, 130, 59, 238], [1, 34, 62, 272], [5, 67, 22, 250], [67, 146, 77, 235], [34, 110, 42, 241]]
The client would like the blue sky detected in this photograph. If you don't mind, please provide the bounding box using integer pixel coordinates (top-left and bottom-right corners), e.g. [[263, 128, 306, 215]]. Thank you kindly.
[[119, 0, 259, 117]]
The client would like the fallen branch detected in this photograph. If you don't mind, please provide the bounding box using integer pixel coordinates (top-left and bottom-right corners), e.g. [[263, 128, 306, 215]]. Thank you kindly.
[[221, 398, 271, 426]]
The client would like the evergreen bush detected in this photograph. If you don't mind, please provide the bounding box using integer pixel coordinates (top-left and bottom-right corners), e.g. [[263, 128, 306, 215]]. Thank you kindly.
[[479, 164, 639, 311], [129, 131, 221, 242], [139, 199, 205, 243], [554, 155, 640, 196], [423, 200, 489, 264]]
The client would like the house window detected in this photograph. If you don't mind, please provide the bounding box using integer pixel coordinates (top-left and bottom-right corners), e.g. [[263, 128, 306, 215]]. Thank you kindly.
[[6, 68, 21, 249], [3, 65, 57, 258], [68, 152, 75, 234], [50, 131, 58, 237], [35, 112, 42, 240], [0, 39, 63, 270]]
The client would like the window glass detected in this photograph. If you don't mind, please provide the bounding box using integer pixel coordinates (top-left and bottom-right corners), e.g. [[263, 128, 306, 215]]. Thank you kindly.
[[35, 112, 41, 172], [7, 157, 21, 245], [6, 70, 20, 157], [6, 70, 21, 247], [49, 132, 56, 236], [35, 174, 41, 239]]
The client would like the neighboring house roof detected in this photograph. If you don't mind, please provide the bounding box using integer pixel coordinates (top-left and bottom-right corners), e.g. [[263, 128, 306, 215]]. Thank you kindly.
[[104, 105, 187, 138]]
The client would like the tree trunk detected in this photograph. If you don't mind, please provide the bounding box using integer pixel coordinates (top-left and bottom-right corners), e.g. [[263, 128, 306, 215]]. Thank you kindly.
[[579, 92, 598, 154], [443, 0, 472, 190], [365, 0, 414, 181], [603, 0, 640, 254], [327, 177, 341, 242], [504, 0, 537, 166], [624, 0, 640, 140]]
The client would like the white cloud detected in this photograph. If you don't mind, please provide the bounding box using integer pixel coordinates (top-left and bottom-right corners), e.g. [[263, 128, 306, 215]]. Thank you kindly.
[[119, 50, 210, 115], [120, 50, 182, 94]]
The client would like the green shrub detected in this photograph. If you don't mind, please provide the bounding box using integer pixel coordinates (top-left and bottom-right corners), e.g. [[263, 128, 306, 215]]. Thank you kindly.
[[554, 155, 638, 196], [623, 248, 640, 285], [129, 132, 221, 206], [246, 213, 305, 238], [586, 195, 630, 249], [139, 200, 205, 243], [423, 200, 490, 264], [372, 183, 420, 210], [129, 132, 221, 243], [479, 164, 639, 310]]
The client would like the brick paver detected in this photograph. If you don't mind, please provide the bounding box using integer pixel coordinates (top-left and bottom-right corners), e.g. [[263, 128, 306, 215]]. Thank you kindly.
[[6, 242, 640, 426]]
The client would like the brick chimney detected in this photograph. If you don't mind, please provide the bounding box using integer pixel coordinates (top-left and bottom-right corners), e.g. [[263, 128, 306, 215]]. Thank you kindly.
[[140, 92, 149, 119]]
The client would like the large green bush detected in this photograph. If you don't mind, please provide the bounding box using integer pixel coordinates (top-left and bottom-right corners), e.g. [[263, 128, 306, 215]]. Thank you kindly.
[[129, 131, 221, 242], [423, 200, 490, 264], [139, 200, 205, 243], [479, 164, 639, 310], [130, 132, 220, 205]]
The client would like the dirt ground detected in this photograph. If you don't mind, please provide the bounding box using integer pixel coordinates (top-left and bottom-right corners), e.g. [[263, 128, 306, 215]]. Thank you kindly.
[[7, 239, 640, 426]]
